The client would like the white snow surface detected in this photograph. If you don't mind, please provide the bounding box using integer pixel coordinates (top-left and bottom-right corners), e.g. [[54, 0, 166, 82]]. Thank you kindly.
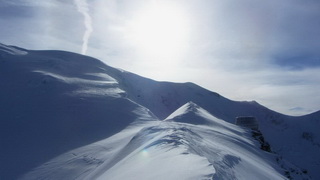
[[21, 103, 286, 180], [0, 44, 319, 180], [0, 43, 28, 55]]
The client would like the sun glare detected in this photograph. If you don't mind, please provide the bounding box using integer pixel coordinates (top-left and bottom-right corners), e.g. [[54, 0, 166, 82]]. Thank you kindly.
[[126, 1, 189, 65]]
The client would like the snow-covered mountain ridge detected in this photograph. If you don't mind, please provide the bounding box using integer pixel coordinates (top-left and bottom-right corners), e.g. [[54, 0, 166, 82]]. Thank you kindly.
[[21, 102, 290, 180], [0, 43, 319, 179]]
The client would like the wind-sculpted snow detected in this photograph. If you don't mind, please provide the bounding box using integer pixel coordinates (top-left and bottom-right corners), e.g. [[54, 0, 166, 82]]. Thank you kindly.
[[0, 44, 319, 179], [102, 63, 320, 179], [0, 44, 157, 179], [22, 102, 292, 180], [0, 43, 28, 55]]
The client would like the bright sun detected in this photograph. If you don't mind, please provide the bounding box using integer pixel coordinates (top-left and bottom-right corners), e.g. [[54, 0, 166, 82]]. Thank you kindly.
[[126, 1, 189, 65]]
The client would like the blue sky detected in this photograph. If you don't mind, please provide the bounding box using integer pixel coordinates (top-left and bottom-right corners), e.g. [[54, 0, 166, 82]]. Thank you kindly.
[[0, 0, 319, 115]]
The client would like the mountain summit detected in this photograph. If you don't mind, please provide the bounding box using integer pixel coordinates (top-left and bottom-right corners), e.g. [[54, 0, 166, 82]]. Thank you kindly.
[[0, 43, 319, 179], [165, 101, 225, 126]]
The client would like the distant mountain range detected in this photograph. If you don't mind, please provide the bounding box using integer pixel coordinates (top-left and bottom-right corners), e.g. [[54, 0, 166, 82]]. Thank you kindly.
[[1, 43, 319, 179]]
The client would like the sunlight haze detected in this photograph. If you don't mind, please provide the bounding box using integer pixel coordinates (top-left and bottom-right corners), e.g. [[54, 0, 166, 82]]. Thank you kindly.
[[0, 0, 319, 116]]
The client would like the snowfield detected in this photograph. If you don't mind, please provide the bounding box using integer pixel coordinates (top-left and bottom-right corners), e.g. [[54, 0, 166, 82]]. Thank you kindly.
[[21, 102, 288, 180], [0, 43, 319, 179]]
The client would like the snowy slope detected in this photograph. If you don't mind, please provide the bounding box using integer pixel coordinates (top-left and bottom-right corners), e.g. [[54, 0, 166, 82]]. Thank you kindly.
[[0, 43, 158, 179], [0, 43, 319, 179], [99, 58, 320, 179], [22, 102, 298, 180]]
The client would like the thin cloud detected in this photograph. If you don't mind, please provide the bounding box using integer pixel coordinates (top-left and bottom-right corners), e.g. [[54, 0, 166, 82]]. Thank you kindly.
[[74, 0, 93, 55]]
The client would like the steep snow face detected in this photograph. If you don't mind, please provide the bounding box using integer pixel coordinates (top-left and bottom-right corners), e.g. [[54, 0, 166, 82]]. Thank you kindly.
[[263, 113, 320, 179], [164, 101, 214, 125], [165, 101, 236, 129], [22, 102, 291, 180], [0, 44, 158, 179]]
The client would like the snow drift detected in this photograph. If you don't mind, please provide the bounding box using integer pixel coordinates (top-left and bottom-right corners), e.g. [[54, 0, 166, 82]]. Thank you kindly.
[[21, 102, 289, 180]]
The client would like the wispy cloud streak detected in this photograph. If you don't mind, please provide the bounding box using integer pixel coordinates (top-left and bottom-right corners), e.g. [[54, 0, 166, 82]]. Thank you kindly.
[[74, 0, 93, 55]]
